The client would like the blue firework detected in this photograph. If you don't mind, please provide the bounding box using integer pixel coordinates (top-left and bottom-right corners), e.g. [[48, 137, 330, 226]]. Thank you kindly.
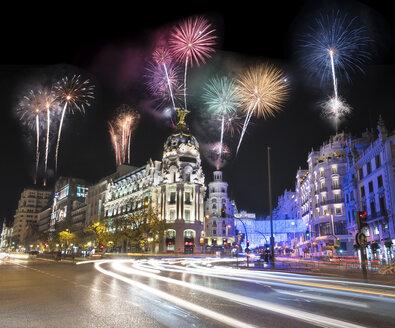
[[298, 10, 371, 85]]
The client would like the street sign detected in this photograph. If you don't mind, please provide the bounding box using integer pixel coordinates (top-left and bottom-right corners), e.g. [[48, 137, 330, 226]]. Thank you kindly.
[[355, 232, 368, 247]]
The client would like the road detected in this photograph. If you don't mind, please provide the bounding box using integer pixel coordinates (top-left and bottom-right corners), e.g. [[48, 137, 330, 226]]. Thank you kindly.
[[1, 255, 395, 328]]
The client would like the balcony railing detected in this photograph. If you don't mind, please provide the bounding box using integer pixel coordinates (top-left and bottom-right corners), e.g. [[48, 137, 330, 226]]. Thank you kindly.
[[367, 210, 388, 221]]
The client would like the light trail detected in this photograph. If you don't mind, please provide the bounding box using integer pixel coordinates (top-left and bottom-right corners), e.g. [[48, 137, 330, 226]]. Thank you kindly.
[[107, 260, 366, 328], [94, 260, 256, 328], [139, 258, 395, 300]]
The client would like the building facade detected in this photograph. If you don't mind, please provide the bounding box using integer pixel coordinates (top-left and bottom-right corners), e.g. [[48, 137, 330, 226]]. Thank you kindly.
[[344, 118, 395, 262], [104, 110, 206, 253], [0, 219, 13, 250], [295, 133, 353, 257], [12, 188, 52, 245], [204, 171, 235, 249], [49, 177, 89, 232]]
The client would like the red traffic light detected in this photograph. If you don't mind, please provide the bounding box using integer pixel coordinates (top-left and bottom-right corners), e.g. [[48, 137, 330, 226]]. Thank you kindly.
[[359, 211, 367, 219]]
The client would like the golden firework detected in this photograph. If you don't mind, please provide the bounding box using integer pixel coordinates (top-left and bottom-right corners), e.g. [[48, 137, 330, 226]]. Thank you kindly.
[[236, 64, 289, 119]]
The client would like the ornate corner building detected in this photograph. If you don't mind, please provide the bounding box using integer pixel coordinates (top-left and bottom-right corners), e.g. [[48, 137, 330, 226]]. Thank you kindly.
[[103, 109, 206, 253]]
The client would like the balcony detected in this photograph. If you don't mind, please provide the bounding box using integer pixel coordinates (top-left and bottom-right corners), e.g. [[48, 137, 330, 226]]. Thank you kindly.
[[331, 184, 342, 190], [367, 211, 388, 222]]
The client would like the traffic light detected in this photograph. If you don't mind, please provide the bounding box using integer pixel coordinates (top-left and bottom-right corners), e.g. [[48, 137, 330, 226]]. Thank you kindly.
[[221, 208, 226, 218], [246, 240, 250, 247], [306, 230, 310, 238], [356, 211, 368, 230]]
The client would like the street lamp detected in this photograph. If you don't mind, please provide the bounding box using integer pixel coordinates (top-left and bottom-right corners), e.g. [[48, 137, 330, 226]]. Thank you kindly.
[[267, 146, 275, 267], [235, 217, 248, 250]]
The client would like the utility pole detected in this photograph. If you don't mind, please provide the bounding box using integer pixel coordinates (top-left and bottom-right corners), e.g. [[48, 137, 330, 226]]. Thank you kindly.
[[268, 147, 275, 268]]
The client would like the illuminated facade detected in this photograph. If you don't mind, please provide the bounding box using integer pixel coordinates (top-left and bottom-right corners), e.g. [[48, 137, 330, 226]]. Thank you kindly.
[[295, 133, 353, 257], [0, 219, 13, 250], [204, 171, 236, 248], [104, 109, 206, 253], [343, 118, 395, 262], [50, 177, 89, 231], [12, 188, 52, 245]]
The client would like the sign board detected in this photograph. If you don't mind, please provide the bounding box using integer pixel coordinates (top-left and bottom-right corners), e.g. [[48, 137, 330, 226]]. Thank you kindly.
[[355, 232, 368, 247]]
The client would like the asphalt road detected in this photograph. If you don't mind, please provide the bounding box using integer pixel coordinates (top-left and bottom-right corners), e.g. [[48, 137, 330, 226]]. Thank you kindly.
[[1, 255, 395, 328]]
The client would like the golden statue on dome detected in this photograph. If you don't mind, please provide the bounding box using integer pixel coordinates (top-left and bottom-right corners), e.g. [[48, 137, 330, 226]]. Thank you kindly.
[[175, 107, 190, 130]]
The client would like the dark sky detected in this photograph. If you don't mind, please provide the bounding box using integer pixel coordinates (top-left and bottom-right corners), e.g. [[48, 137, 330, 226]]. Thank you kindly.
[[1, 0, 395, 227]]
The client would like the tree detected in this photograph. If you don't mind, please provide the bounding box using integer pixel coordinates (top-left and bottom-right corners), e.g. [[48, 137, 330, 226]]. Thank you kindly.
[[59, 229, 76, 250], [106, 206, 174, 253]]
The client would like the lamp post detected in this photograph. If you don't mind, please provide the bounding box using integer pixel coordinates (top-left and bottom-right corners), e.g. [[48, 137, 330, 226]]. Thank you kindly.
[[268, 147, 275, 267], [235, 217, 248, 250], [255, 230, 268, 245], [235, 217, 249, 267]]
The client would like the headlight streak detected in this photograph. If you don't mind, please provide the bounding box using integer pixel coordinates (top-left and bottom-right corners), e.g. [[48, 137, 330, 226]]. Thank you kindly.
[[188, 259, 395, 295], [273, 289, 368, 309], [94, 261, 256, 328], [145, 259, 395, 302], [108, 260, 367, 328]]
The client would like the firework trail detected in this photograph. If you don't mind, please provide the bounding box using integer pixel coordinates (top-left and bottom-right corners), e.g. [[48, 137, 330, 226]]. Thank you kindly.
[[235, 64, 290, 155], [108, 105, 140, 166], [202, 76, 240, 159], [41, 88, 58, 186], [18, 90, 43, 184], [145, 54, 183, 125], [54, 75, 94, 172], [152, 47, 177, 109], [298, 11, 371, 131], [169, 16, 217, 109]]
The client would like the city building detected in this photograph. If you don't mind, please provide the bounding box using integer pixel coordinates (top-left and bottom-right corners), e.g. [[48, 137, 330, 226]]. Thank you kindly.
[[38, 207, 52, 235], [343, 117, 395, 262], [12, 188, 52, 246], [0, 219, 13, 250], [204, 171, 236, 249], [104, 109, 206, 253], [85, 164, 137, 226], [49, 177, 89, 232], [295, 133, 353, 257]]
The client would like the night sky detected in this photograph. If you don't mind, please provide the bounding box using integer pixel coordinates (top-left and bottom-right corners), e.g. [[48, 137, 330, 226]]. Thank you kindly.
[[1, 0, 395, 227]]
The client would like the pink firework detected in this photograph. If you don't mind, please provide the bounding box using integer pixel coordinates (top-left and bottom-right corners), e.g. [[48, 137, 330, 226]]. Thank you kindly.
[[169, 15, 217, 109], [152, 47, 172, 66], [209, 142, 231, 170], [145, 60, 183, 106], [169, 16, 217, 67]]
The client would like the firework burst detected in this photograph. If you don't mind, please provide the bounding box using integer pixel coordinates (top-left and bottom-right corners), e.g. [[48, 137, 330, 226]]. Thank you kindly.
[[145, 59, 183, 108], [202, 76, 240, 158], [54, 75, 95, 172], [321, 96, 352, 123], [298, 10, 371, 85], [17, 90, 44, 184], [169, 15, 217, 109], [298, 11, 369, 131], [235, 64, 290, 154], [207, 142, 231, 170], [108, 105, 140, 166], [222, 113, 245, 137], [17, 88, 58, 185]]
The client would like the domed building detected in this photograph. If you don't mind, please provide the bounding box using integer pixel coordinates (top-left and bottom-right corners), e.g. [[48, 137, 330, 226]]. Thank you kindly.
[[104, 109, 206, 253]]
